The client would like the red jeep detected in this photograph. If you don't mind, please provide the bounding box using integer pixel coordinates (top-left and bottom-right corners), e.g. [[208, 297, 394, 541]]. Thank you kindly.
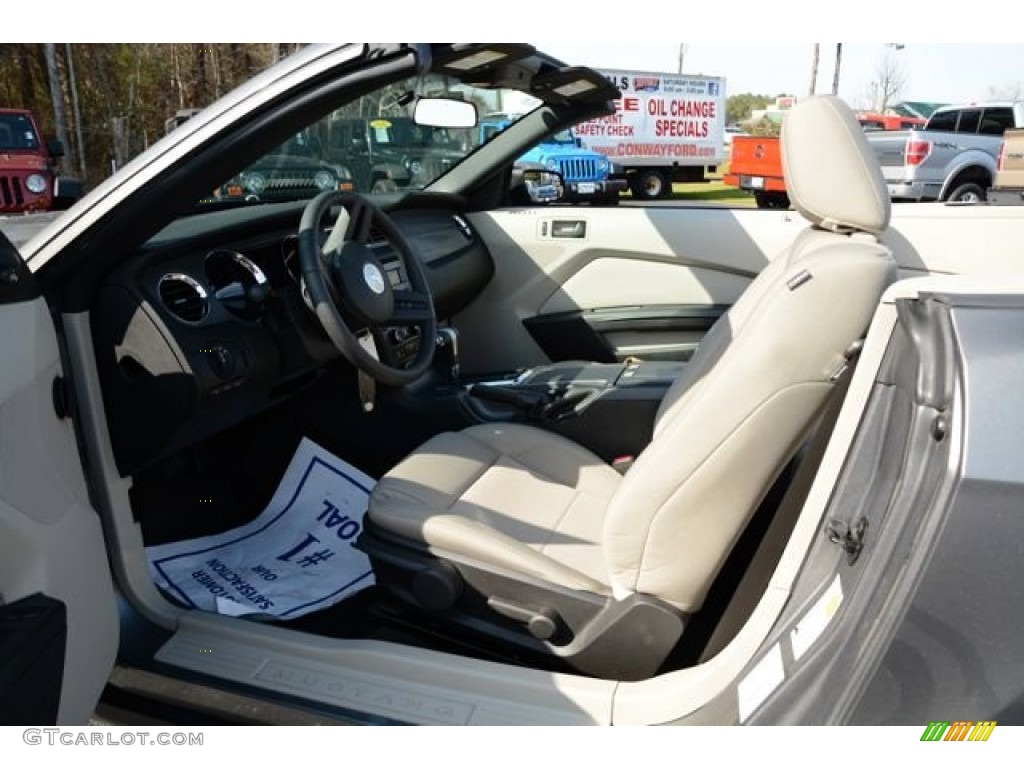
[[0, 108, 82, 214]]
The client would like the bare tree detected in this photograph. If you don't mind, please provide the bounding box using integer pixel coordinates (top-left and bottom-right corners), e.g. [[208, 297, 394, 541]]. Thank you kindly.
[[866, 46, 906, 113], [273, 44, 301, 65], [987, 82, 1024, 101], [43, 44, 70, 174], [193, 44, 209, 107], [170, 44, 185, 110], [0, 44, 282, 187], [832, 44, 843, 95], [808, 44, 820, 96], [65, 43, 87, 179]]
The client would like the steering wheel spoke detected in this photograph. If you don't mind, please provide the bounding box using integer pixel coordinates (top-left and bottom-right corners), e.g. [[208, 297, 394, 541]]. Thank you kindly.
[[344, 197, 375, 244], [369, 327, 399, 367]]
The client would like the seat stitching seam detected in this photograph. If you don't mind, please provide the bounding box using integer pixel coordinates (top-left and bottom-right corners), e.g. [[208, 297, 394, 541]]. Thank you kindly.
[[537, 487, 582, 557]]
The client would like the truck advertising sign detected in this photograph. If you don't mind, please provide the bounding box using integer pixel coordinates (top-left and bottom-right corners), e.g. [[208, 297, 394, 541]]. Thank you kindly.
[[574, 69, 725, 166]]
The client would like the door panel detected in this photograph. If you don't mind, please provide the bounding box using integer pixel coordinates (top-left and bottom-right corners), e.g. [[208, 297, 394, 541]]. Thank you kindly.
[[456, 206, 803, 374], [0, 233, 118, 724], [456, 203, 1024, 376], [524, 304, 728, 363], [537, 258, 750, 314]]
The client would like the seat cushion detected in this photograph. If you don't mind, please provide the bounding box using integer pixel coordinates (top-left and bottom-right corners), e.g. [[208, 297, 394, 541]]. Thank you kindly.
[[368, 423, 621, 592]]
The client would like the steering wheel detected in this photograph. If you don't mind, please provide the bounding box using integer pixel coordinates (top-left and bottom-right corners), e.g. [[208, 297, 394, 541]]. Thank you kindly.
[[298, 190, 436, 387]]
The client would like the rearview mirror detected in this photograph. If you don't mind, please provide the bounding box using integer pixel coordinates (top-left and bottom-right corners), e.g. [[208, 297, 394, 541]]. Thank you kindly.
[[414, 98, 478, 129]]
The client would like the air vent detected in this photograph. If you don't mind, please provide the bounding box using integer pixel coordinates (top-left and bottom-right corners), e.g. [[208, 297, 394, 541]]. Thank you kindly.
[[158, 273, 208, 323], [205, 250, 268, 322]]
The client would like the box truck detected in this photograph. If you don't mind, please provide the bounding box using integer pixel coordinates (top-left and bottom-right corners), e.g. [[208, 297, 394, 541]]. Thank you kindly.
[[574, 69, 726, 199]]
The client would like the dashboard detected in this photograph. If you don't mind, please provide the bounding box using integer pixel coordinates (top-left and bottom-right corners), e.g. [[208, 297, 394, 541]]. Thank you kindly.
[[91, 198, 493, 475]]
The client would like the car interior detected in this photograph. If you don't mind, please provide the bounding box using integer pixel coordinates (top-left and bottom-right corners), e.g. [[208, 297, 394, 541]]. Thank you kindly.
[[57, 45, 903, 691]]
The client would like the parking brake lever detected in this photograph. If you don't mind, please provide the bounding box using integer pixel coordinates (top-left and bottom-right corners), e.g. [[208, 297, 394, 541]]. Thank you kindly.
[[540, 389, 591, 421], [467, 384, 550, 417]]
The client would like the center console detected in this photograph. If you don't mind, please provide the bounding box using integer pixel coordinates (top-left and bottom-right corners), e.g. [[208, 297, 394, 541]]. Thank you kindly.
[[461, 359, 683, 462], [401, 327, 685, 463]]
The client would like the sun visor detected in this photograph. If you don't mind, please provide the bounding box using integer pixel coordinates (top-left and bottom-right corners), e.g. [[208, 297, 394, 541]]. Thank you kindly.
[[430, 44, 538, 77], [530, 66, 621, 106]]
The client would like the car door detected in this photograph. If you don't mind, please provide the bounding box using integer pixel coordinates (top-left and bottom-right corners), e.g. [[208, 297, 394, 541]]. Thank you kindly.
[[0, 231, 118, 725]]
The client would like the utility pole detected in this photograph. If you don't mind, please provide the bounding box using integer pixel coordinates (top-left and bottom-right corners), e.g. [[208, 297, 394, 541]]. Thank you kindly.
[[832, 44, 843, 95], [677, 44, 687, 75], [808, 43, 820, 96], [65, 43, 87, 181], [43, 43, 70, 174]]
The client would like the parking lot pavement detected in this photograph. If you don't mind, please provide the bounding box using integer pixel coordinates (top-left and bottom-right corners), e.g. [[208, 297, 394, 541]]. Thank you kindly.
[[0, 211, 64, 248]]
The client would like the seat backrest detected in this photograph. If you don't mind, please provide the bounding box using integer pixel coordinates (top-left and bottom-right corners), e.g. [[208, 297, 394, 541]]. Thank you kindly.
[[603, 96, 897, 612]]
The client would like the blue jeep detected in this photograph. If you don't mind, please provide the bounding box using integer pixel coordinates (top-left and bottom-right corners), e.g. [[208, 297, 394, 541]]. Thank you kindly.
[[480, 116, 624, 205]]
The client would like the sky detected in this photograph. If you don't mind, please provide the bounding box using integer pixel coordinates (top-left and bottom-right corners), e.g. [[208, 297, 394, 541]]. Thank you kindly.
[[23, 0, 1024, 111]]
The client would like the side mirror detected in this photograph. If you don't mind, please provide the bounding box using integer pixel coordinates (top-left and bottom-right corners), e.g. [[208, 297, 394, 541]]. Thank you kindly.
[[414, 97, 478, 129], [47, 139, 65, 158]]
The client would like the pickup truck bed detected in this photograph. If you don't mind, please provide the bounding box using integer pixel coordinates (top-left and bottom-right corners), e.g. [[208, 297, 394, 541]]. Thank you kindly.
[[990, 128, 1024, 206], [869, 129, 1001, 202]]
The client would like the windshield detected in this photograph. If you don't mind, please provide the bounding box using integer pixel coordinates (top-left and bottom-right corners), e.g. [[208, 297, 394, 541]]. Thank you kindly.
[[0, 113, 41, 151], [206, 74, 535, 205]]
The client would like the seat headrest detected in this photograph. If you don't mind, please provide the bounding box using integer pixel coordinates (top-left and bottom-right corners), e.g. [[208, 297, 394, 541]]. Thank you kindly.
[[782, 95, 890, 235]]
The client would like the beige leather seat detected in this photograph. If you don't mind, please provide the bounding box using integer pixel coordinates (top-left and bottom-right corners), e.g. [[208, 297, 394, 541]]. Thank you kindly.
[[363, 96, 897, 679]]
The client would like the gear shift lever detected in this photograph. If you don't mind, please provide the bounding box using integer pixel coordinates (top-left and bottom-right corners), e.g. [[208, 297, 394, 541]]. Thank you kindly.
[[435, 327, 460, 382]]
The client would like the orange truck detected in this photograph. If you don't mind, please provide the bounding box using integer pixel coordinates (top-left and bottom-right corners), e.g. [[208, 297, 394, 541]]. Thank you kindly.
[[724, 113, 925, 208], [724, 135, 789, 209]]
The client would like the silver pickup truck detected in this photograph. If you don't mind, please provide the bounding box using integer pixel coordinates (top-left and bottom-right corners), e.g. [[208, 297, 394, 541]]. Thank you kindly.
[[867, 102, 1024, 202]]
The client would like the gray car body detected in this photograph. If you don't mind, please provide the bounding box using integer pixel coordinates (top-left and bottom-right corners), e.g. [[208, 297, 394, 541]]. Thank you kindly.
[[745, 294, 1024, 724]]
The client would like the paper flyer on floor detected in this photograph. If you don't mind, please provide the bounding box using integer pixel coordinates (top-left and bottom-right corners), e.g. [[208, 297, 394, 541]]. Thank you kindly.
[[146, 437, 376, 620]]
